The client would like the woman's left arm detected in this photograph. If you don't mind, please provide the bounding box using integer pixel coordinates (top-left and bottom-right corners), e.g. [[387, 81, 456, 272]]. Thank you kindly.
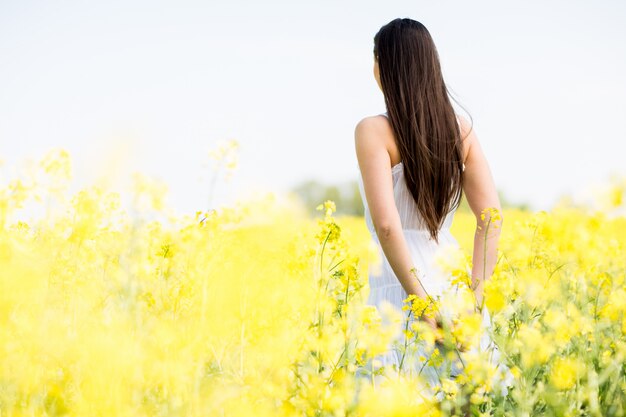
[[354, 117, 430, 303]]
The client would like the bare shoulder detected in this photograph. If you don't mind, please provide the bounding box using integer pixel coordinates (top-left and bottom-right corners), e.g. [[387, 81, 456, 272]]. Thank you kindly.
[[354, 114, 392, 147], [354, 114, 393, 165], [354, 114, 390, 134]]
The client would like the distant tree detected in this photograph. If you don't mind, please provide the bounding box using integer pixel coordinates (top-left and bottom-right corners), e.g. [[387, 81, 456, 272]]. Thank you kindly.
[[289, 180, 364, 217], [498, 190, 531, 211], [289, 178, 529, 219], [437, 190, 530, 213]]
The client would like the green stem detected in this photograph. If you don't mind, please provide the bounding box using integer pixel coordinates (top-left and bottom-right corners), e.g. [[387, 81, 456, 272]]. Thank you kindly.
[[398, 309, 413, 371]]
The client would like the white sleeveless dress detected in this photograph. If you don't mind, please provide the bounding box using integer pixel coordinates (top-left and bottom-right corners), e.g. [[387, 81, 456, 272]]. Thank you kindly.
[[359, 158, 462, 305], [357, 112, 466, 305], [355, 112, 509, 393]]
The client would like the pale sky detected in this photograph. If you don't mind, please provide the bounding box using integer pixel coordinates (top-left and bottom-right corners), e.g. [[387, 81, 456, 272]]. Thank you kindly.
[[1, 0, 625, 216]]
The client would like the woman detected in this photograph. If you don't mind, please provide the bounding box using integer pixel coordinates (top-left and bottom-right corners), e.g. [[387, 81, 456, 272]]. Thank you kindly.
[[355, 18, 505, 388]]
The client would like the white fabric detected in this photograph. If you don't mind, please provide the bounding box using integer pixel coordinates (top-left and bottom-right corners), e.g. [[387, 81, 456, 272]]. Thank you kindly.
[[357, 112, 464, 302]]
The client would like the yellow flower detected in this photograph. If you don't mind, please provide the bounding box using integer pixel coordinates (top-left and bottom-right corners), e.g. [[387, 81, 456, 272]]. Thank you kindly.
[[39, 148, 72, 180], [316, 200, 337, 217], [441, 377, 458, 399], [550, 357, 579, 390], [484, 279, 506, 312], [451, 312, 482, 350], [510, 366, 522, 379], [515, 323, 554, 367]]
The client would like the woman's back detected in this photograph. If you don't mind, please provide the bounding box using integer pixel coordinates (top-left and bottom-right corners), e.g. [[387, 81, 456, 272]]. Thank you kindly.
[[355, 114, 466, 385], [355, 17, 510, 394], [357, 159, 456, 243], [358, 112, 464, 236]]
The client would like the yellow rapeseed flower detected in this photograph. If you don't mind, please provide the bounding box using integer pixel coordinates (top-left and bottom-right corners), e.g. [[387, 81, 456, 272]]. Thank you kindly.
[[550, 357, 579, 390]]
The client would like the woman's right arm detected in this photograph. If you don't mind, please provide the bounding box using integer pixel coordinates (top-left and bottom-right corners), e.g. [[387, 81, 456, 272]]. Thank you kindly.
[[458, 115, 503, 310]]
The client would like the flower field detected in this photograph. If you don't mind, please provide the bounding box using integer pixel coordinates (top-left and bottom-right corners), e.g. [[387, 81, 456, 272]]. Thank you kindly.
[[1, 150, 625, 416]]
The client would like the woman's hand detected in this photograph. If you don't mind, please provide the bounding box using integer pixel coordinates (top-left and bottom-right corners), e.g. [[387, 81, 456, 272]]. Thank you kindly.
[[428, 312, 470, 353], [421, 314, 444, 344]]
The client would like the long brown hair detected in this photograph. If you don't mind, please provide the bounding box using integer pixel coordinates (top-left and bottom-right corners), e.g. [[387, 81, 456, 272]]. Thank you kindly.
[[374, 18, 469, 243]]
